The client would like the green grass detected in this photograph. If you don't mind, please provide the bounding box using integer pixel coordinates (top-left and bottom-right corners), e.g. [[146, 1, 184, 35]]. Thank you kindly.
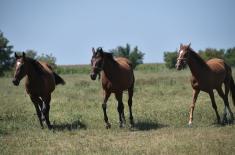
[[1, 65, 235, 155]]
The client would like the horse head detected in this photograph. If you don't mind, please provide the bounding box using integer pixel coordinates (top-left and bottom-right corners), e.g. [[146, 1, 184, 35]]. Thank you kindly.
[[12, 52, 27, 86], [90, 47, 105, 80], [175, 43, 191, 70]]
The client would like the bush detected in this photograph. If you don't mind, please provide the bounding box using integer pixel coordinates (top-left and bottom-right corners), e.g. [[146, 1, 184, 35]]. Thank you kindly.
[[110, 43, 145, 69], [164, 51, 178, 69], [224, 47, 235, 66]]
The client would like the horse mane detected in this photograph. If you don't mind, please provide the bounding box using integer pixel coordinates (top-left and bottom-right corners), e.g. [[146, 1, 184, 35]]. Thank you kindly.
[[104, 52, 116, 62], [188, 48, 209, 69], [26, 57, 46, 75]]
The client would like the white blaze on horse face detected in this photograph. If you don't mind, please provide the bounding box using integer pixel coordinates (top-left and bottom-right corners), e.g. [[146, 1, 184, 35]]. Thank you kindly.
[[16, 61, 21, 67], [179, 50, 184, 58], [177, 50, 184, 64]]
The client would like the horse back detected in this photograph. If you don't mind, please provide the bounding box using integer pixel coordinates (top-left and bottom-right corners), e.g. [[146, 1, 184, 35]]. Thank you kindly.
[[206, 58, 227, 73], [192, 58, 228, 91]]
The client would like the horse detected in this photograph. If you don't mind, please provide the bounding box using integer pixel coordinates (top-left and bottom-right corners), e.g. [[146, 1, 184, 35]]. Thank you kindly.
[[175, 43, 235, 125], [90, 47, 135, 128], [12, 52, 65, 129]]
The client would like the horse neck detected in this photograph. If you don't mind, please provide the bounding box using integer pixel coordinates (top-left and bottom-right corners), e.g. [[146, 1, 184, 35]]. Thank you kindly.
[[187, 51, 209, 80], [25, 61, 41, 83], [102, 57, 118, 81]]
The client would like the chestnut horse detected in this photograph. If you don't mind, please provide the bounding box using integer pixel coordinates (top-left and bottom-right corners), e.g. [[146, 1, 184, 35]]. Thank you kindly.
[[90, 47, 135, 128], [12, 52, 65, 129], [176, 43, 235, 125]]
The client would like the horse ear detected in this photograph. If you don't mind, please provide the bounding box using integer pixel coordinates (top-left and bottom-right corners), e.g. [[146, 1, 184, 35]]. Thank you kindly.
[[96, 47, 104, 57], [180, 43, 183, 49], [15, 52, 19, 59], [188, 43, 191, 48], [92, 47, 96, 55]]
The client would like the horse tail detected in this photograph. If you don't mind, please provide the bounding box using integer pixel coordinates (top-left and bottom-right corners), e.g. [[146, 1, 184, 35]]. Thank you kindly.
[[53, 72, 65, 85], [230, 75, 235, 106], [230, 76, 235, 106]]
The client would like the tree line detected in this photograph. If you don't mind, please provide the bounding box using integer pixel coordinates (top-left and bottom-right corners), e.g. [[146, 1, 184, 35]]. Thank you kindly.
[[0, 31, 145, 76], [164, 47, 235, 69], [0, 31, 57, 76], [1, 30, 235, 76]]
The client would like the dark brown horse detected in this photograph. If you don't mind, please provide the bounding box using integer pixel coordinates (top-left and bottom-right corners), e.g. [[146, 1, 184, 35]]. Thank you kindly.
[[176, 43, 235, 125], [90, 47, 135, 128], [12, 52, 65, 129]]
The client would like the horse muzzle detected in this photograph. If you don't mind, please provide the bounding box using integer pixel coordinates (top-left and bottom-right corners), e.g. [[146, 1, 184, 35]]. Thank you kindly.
[[176, 65, 182, 70], [90, 73, 97, 80], [12, 78, 20, 86]]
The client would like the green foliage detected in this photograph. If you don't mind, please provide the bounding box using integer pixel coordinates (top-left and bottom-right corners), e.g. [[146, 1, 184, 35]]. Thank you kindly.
[[0, 31, 14, 76], [25, 49, 37, 59], [135, 63, 167, 73], [198, 48, 225, 60], [164, 51, 178, 69], [110, 43, 145, 69], [55, 65, 90, 74], [17, 50, 57, 69], [36, 53, 57, 69], [164, 47, 235, 68], [224, 47, 235, 66]]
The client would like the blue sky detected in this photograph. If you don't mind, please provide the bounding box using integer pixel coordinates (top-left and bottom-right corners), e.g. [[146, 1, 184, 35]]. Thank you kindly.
[[1, 0, 235, 64]]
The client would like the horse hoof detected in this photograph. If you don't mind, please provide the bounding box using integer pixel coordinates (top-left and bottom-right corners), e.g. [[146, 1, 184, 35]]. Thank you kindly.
[[222, 118, 228, 125], [106, 123, 111, 129], [130, 119, 134, 126], [188, 122, 193, 127], [48, 125, 53, 130], [119, 123, 125, 128]]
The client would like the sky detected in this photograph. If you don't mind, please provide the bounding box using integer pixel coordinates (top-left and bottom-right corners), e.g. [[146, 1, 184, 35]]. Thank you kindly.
[[1, 0, 235, 65]]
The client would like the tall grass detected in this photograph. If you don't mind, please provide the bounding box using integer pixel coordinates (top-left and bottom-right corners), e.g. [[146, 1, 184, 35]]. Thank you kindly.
[[0, 64, 235, 154]]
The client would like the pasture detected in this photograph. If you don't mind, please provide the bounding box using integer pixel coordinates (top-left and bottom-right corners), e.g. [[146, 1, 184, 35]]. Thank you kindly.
[[0, 64, 235, 155]]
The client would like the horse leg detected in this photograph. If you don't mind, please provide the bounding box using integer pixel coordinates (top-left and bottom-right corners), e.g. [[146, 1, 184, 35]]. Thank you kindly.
[[209, 91, 221, 124], [221, 81, 234, 122], [216, 87, 229, 124], [188, 89, 200, 126], [43, 95, 52, 129], [115, 92, 125, 128], [128, 86, 134, 127], [103, 91, 111, 129], [30, 96, 44, 129]]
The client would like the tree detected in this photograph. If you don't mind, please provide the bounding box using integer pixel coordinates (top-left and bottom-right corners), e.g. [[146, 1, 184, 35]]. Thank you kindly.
[[17, 50, 57, 69], [36, 53, 57, 69], [25, 49, 37, 59], [164, 51, 178, 69], [224, 47, 235, 66], [198, 48, 224, 60], [0, 31, 14, 76], [110, 43, 144, 69]]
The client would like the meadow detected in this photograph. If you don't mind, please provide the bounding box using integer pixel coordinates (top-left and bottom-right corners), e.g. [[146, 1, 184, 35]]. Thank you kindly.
[[0, 64, 235, 155]]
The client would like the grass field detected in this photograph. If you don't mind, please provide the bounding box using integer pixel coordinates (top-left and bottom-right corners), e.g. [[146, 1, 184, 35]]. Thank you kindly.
[[0, 64, 235, 155]]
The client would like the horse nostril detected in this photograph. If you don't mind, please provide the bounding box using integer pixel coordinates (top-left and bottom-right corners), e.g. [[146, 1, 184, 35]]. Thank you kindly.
[[12, 79, 19, 86], [90, 73, 96, 80]]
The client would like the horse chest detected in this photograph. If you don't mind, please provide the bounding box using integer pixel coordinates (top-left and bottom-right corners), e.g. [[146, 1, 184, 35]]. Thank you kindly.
[[25, 81, 43, 95]]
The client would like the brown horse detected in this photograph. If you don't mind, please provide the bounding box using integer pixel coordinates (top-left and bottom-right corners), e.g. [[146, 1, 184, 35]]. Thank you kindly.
[[176, 43, 235, 125], [12, 52, 65, 129], [90, 47, 135, 128]]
